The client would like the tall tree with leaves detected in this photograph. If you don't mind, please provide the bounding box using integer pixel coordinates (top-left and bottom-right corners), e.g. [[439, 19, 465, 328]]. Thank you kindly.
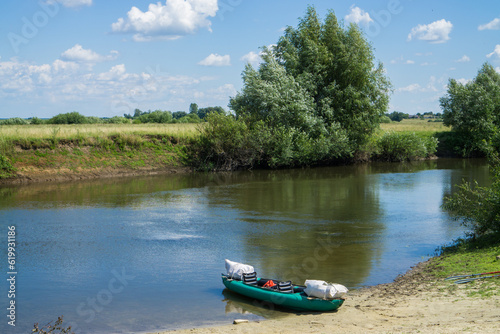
[[440, 63, 500, 156], [270, 6, 391, 150]]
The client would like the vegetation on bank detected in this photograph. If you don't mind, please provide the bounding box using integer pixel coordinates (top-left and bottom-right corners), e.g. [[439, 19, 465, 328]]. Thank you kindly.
[[0, 124, 195, 179]]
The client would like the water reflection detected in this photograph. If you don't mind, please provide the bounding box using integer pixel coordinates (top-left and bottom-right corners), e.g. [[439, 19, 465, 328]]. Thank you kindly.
[[0, 159, 490, 333]]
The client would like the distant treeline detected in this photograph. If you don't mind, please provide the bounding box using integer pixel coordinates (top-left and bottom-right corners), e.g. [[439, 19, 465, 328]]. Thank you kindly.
[[0, 104, 225, 125], [383, 111, 443, 123]]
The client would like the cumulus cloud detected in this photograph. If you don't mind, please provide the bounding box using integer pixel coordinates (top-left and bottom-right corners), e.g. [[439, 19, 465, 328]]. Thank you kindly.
[[111, 0, 218, 41], [408, 19, 453, 44], [487, 45, 500, 58], [198, 53, 231, 67], [478, 18, 500, 31], [61, 44, 118, 63], [0, 57, 217, 114], [344, 5, 373, 26], [397, 83, 421, 93], [456, 55, 470, 62]]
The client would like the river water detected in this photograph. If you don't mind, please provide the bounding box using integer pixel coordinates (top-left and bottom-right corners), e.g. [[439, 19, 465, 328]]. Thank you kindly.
[[0, 159, 490, 333]]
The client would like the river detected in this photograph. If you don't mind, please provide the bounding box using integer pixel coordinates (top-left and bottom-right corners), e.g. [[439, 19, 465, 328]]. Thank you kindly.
[[0, 159, 490, 333]]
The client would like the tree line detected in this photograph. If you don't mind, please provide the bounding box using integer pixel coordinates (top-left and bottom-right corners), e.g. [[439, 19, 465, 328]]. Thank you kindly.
[[0, 104, 226, 125]]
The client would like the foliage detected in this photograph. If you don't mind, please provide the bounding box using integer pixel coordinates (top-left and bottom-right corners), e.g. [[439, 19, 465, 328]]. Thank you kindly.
[[440, 63, 500, 156], [374, 131, 438, 162], [190, 113, 267, 171], [0, 117, 29, 125], [48, 112, 88, 124], [443, 161, 500, 236], [379, 115, 392, 124], [209, 6, 390, 171], [197, 106, 226, 120], [271, 6, 391, 150], [173, 111, 188, 119], [0, 153, 15, 178], [137, 110, 173, 124], [32, 316, 74, 334], [386, 111, 409, 122], [106, 116, 130, 124], [30, 117, 45, 125]]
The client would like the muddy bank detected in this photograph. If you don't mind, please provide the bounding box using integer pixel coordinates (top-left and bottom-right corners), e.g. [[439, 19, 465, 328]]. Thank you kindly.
[[0, 166, 191, 185]]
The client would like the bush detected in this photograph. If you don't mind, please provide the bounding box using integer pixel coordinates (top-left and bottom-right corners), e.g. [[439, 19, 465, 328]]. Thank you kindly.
[[375, 132, 438, 162], [443, 162, 500, 236], [138, 110, 173, 123], [0, 117, 29, 125], [106, 116, 130, 124], [48, 112, 88, 124], [30, 117, 45, 125], [380, 116, 392, 124], [190, 113, 267, 171], [0, 153, 15, 179]]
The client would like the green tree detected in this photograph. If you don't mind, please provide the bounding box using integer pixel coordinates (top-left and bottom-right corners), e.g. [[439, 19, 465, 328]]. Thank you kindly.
[[443, 159, 500, 236], [232, 6, 390, 152], [189, 103, 199, 115], [440, 63, 500, 156], [197, 106, 226, 119], [48, 112, 88, 124], [387, 111, 409, 122]]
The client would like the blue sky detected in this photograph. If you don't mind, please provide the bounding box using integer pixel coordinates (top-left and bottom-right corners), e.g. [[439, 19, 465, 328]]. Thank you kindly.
[[1, 0, 500, 118]]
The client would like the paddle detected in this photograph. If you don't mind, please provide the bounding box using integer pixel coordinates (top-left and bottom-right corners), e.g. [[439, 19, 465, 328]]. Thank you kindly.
[[454, 274, 500, 284], [444, 270, 500, 281]]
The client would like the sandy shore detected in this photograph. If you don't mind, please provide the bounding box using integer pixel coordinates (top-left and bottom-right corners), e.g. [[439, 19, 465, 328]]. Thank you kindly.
[[158, 261, 500, 334]]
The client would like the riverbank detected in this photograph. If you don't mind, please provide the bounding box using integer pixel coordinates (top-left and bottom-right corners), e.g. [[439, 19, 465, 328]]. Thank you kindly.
[[160, 258, 500, 334]]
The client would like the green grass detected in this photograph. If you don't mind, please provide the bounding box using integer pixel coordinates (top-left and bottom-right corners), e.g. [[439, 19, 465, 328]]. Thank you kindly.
[[428, 233, 500, 297], [380, 119, 451, 134]]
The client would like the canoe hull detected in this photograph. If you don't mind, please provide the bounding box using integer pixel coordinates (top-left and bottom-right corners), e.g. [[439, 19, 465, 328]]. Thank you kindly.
[[222, 275, 344, 312]]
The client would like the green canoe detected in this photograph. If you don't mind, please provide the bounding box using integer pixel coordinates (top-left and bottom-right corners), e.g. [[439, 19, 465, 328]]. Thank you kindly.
[[221, 274, 345, 312]]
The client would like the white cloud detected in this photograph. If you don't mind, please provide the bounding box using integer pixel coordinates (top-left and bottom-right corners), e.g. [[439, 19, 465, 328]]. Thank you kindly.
[[408, 19, 453, 44], [111, 0, 218, 41], [487, 45, 500, 58], [456, 55, 470, 62], [61, 44, 118, 63], [456, 78, 471, 85], [241, 51, 262, 65], [0, 57, 216, 115], [48, 0, 92, 8], [397, 83, 421, 93], [198, 54, 231, 67], [478, 18, 500, 31], [344, 6, 373, 26]]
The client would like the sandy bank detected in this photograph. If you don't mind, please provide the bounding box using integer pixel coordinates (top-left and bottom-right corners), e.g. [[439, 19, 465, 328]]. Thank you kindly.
[[158, 261, 500, 334]]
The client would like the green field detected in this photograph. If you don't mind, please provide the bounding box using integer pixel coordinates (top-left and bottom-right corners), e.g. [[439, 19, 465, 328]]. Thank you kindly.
[[380, 119, 451, 133]]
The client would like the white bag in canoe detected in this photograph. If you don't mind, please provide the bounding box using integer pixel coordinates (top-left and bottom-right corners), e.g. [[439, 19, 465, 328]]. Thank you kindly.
[[225, 259, 255, 280], [304, 280, 348, 300]]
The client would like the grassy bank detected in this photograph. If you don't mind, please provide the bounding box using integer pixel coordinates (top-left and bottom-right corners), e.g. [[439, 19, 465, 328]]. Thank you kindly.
[[0, 119, 455, 181], [0, 123, 199, 182]]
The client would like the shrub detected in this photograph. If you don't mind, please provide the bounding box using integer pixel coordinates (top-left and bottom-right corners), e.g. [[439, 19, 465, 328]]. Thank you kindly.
[[375, 132, 438, 162], [48, 112, 88, 124], [0, 153, 15, 179], [443, 162, 500, 236], [0, 117, 29, 125], [190, 113, 267, 171]]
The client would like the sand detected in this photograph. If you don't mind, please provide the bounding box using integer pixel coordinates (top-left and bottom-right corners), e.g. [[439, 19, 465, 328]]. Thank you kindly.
[[157, 261, 500, 334]]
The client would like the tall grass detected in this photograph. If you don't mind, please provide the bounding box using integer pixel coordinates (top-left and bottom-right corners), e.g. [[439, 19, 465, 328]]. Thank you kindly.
[[0, 123, 199, 140], [380, 119, 451, 134]]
